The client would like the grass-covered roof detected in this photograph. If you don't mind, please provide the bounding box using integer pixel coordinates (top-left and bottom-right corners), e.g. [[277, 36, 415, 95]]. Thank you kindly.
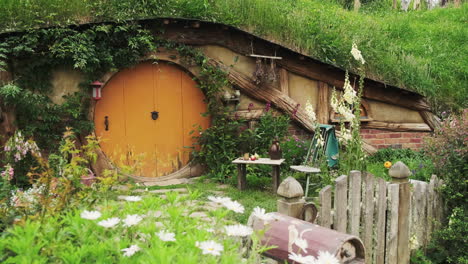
[[0, 0, 466, 112]]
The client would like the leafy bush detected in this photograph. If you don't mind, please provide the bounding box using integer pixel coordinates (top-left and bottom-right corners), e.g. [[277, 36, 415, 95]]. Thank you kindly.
[[192, 110, 290, 182], [281, 135, 310, 169], [423, 110, 468, 263], [365, 148, 435, 181]]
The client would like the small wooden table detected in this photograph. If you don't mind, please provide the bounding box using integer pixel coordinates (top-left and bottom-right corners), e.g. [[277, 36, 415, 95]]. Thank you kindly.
[[232, 157, 285, 192]]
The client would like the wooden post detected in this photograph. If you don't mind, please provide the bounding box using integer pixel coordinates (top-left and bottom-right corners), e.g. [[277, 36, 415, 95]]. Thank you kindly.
[[317, 81, 330, 124], [279, 68, 289, 96], [362, 172, 375, 263], [386, 183, 399, 264], [349, 170, 362, 236], [334, 175, 348, 233], [237, 164, 246, 190], [375, 178, 387, 264], [319, 185, 332, 228], [272, 165, 281, 192], [389, 161, 411, 264]]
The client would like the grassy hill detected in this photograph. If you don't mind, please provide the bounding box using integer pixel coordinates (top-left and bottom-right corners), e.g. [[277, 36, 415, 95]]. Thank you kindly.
[[0, 0, 466, 112]]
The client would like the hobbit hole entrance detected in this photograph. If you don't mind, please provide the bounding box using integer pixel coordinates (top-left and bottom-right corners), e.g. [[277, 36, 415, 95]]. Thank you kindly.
[[94, 62, 209, 177]]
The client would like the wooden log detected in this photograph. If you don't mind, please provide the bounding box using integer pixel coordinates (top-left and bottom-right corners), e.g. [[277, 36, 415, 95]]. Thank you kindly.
[[409, 180, 427, 249], [334, 175, 348, 233], [278, 68, 289, 95], [375, 178, 387, 264], [419, 110, 441, 131], [249, 212, 366, 263], [362, 121, 431, 132], [319, 185, 332, 229], [348, 170, 362, 237], [317, 81, 330, 124], [386, 183, 399, 264], [362, 172, 375, 264]]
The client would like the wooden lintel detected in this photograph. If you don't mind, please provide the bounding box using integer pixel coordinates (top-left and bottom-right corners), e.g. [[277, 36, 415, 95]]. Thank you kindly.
[[317, 81, 330, 124], [249, 54, 282, 60], [279, 68, 289, 96], [362, 121, 432, 132]]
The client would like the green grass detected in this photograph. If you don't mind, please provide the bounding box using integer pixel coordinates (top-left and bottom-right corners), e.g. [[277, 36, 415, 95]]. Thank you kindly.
[[0, 0, 466, 111], [142, 176, 278, 224]]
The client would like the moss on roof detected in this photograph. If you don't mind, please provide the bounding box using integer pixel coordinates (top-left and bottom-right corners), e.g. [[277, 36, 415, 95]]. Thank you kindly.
[[0, 0, 466, 112]]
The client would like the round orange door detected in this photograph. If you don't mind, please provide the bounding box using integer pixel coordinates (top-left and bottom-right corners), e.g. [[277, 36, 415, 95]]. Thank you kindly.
[[94, 62, 209, 177]]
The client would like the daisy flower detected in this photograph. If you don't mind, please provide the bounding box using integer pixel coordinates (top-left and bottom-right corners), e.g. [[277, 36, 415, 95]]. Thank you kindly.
[[224, 224, 253, 237], [123, 196, 142, 202], [252, 207, 275, 222], [316, 250, 340, 264], [288, 252, 317, 264], [196, 240, 223, 256], [121, 245, 141, 257], [207, 195, 232, 204], [80, 210, 101, 220], [123, 214, 143, 227], [156, 230, 176, 242], [223, 200, 244, 213], [98, 217, 120, 228]]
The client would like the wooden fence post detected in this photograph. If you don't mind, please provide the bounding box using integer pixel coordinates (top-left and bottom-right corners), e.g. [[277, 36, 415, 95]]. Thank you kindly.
[[389, 161, 411, 264], [349, 170, 362, 236], [334, 175, 348, 233]]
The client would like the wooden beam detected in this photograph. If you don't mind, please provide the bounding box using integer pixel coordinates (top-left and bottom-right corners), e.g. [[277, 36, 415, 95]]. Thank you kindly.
[[208, 59, 377, 154], [419, 110, 440, 131], [317, 81, 330, 124], [362, 121, 431, 132], [278, 68, 289, 95]]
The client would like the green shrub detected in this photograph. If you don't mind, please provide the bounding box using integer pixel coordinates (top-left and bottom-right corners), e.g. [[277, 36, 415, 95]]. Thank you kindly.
[[423, 110, 468, 263], [365, 148, 435, 181]]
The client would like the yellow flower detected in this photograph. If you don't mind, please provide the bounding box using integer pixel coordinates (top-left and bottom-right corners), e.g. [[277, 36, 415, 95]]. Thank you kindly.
[[384, 161, 392, 169]]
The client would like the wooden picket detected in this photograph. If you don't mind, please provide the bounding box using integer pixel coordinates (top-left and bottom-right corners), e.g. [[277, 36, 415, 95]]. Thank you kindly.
[[314, 164, 443, 264]]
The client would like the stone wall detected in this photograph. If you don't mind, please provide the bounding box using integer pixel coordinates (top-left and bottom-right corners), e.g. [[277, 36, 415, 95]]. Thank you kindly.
[[361, 129, 429, 150]]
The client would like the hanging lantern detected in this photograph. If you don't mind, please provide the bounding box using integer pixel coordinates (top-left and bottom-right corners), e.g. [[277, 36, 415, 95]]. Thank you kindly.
[[91, 81, 104, 101]]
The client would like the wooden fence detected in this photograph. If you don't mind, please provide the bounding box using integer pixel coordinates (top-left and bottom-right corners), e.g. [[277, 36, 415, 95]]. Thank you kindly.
[[314, 162, 444, 264]]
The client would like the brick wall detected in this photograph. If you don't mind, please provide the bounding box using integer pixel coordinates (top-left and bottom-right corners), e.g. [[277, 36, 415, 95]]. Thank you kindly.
[[361, 129, 430, 150]]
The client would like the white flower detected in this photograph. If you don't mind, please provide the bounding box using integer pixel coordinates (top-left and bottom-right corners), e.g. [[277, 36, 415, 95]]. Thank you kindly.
[[316, 251, 339, 264], [330, 92, 339, 112], [98, 217, 120, 228], [351, 43, 365, 65], [223, 200, 245, 214], [123, 214, 143, 227], [224, 224, 253, 237], [207, 195, 232, 204], [80, 210, 102, 220], [196, 240, 223, 256], [123, 196, 142, 202], [294, 238, 309, 253], [121, 245, 141, 257], [289, 252, 317, 264], [156, 230, 176, 242], [305, 100, 316, 123], [252, 207, 275, 222], [343, 83, 357, 105], [340, 129, 352, 142]]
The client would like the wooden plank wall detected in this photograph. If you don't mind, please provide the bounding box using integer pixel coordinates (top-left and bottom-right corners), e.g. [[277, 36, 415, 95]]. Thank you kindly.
[[315, 170, 444, 264]]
